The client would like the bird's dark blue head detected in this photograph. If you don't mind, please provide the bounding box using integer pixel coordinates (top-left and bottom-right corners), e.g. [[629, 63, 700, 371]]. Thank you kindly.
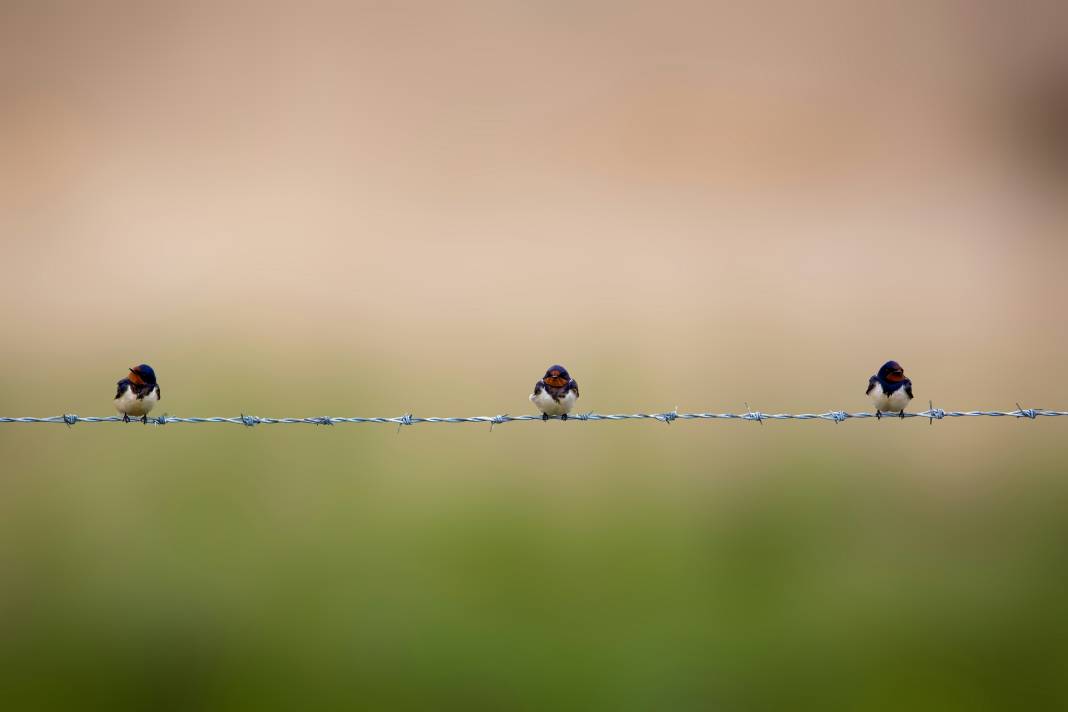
[[877, 360, 906, 383], [543, 364, 571, 388], [128, 364, 157, 385]]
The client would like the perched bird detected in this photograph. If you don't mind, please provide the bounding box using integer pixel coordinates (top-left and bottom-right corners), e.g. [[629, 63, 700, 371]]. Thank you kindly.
[[531, 364, 580, 420], [115, 364, 161, 423], [866, 360, 913, 419]]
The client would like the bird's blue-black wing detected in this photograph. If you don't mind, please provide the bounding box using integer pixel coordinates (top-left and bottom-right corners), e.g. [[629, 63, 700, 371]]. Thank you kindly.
[[904, 379, 913, 400], [865, 375, 877, 395], [568, 379, 580, 398], [532, 380, 544, 397], [115, 378, 131, 400]]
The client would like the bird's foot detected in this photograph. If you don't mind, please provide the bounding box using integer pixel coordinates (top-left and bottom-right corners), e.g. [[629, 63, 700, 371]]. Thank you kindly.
[[142, 414, 149, 424], [122, 413, 131, 423], [561, 413, 568, 421], [542, 413, 549, 421], [899, 411, 906, 420], [875, 410, 881, 420]]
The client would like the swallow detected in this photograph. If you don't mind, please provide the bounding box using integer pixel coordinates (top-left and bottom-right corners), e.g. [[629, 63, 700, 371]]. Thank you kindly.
[[115, 363, 161, 423], [866, 360, 913, 419], [530, 364, 580, 420]]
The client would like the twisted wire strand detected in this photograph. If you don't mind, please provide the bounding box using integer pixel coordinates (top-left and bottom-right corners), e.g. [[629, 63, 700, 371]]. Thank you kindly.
[[1, 408, 1065, 428]]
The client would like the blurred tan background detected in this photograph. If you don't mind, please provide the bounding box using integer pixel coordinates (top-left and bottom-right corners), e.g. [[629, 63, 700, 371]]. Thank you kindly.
[[2, 2, 1067, 710]]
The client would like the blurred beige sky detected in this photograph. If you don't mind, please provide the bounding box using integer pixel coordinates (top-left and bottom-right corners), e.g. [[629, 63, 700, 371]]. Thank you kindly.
[[1, 1, 1066, 413]]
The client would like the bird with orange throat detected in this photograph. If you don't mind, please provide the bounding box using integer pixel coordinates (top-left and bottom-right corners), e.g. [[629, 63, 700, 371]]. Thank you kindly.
[[531, 364, 580, 421], [115, 364, 161, 423], [866, 360, 913, 419]]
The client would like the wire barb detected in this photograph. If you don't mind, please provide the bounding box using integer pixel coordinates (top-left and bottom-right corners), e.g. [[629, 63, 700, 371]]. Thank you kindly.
[[743, 402, 764, 425], [656, 407, 679, 424]]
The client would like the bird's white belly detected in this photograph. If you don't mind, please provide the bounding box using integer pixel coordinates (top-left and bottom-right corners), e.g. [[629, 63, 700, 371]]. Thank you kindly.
[[531, 388, 577, 416], [115, 386, 158, 417], [869, 381, 910, 413]]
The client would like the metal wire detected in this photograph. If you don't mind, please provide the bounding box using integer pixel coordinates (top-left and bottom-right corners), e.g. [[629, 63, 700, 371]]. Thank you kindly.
[[1, 406, 1065, 429]]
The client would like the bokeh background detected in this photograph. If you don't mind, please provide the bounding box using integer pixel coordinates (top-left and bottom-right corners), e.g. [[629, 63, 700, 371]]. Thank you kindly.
[[2, 1, 1067, 709]]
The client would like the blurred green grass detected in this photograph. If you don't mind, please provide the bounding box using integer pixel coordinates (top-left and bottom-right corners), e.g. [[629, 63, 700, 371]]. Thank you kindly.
[[2, 362, 1067, 711]]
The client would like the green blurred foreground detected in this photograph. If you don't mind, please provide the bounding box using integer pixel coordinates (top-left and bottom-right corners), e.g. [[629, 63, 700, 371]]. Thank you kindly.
[[2, 413, 1066, 712]]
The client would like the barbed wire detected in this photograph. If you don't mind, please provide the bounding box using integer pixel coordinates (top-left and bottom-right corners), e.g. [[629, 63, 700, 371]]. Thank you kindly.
[[1, 404, 1065, 430]]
